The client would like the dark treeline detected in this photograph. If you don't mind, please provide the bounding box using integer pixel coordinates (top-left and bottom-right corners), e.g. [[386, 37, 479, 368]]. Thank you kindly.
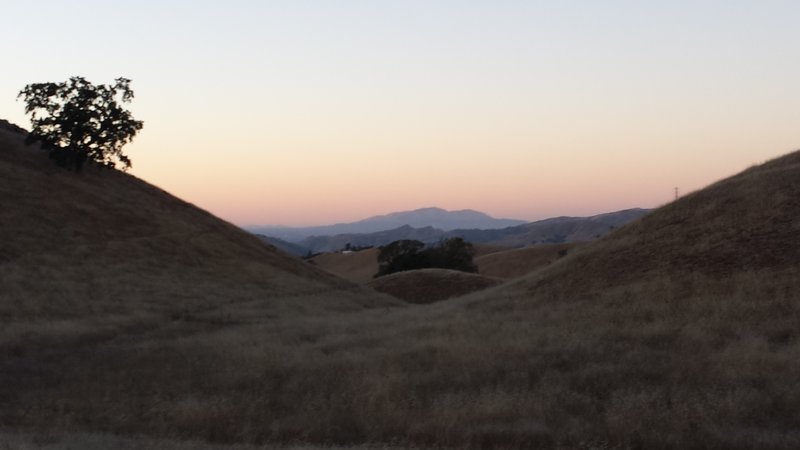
[[375, 237, 476, 278]]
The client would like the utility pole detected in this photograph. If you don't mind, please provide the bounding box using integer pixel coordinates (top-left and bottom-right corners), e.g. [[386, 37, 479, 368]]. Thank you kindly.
[[674, 187, 679, 201]]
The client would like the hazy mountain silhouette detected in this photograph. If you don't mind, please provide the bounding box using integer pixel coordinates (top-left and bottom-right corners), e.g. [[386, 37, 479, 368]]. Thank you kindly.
[[291, 209, 650, 253], [249, 207, 526, 242], [299, 225, 444, 253], [255, 235, 310, 257]]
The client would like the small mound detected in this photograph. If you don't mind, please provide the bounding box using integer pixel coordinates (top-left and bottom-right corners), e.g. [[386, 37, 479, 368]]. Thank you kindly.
[[475, 242, 585, 279], [368, 268, 501, 303]]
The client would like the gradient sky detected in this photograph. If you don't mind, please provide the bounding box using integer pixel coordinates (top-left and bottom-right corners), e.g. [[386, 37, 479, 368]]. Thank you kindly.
[[2, 1, 799, 226]]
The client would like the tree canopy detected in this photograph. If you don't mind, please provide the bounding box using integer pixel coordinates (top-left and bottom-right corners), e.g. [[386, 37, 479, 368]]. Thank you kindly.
[[18, 76, 143, 171], [375, 237, 477, 278]]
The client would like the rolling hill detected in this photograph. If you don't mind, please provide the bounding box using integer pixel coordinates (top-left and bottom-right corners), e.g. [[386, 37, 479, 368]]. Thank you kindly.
[[261, 149, 800, 448], [474, 242, 585, 279], [0, 120, 396, 349], [368, 268, 501, 303], [441, 150, 800, 448], [498, 152, 800, 295], [5, 119, 800, 450]]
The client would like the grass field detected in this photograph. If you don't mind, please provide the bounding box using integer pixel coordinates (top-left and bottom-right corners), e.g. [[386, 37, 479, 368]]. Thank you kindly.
[[368, 268, 501, 303], [3, 121, 800, 449], [0, 431, 414, 449]]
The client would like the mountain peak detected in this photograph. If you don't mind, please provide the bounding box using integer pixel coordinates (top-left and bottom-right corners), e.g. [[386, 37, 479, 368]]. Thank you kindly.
[[250, 208, 527, 242], [357, 207, 518, 229], [411, 206, 447, 213]]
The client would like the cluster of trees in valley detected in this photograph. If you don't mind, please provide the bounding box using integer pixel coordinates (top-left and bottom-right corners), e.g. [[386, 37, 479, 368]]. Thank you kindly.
[[375, 237, 477, 277]]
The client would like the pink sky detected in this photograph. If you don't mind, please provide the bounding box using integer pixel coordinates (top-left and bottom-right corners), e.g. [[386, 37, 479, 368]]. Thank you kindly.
[[2, 2, 799, 226]]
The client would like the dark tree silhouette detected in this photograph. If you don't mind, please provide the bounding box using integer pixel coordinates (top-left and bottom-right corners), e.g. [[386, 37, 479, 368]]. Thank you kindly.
[[18, 77, 143, 171], [376, 240, 426, 277], [429, 237, 477, 273], [375, 237, 477, 278]]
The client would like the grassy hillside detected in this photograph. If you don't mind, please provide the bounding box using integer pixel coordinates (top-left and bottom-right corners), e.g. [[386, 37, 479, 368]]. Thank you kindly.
[[475, 242, 584, 279], [500, 150, 800, 296], [0, 122, 397, 350], [449, 150, 800, 447], [4, 128, 800, 450]]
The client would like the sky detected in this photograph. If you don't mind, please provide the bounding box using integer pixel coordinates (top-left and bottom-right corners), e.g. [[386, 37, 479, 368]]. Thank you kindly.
[[2, 1, 799, 226]]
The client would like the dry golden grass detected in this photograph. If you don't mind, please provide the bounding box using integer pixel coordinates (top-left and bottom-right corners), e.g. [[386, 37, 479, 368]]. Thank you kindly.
[[10, 270, 800, 448], [475, 242, 584, 279], [0, 132, 369, 320], [0, 431, 416, 449], [497, 150, 800, 300], [0, 124, 398, 359], [472, 244, 512, 257], [310, 248, 381, 284], [367, 268, 501, 303], [4, 122, 800, 449]]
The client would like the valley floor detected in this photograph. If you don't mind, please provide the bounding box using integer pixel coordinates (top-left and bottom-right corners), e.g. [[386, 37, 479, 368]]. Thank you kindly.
[[4, 269, 800, 450]]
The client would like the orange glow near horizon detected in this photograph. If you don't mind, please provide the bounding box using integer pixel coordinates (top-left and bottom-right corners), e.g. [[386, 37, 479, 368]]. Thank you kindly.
[[128, 117, 794, 226], [2, 2, 799, 227]]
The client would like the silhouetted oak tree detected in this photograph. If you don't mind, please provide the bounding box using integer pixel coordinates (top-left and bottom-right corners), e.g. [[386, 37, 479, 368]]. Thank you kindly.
[[18, 77, 143, 171]]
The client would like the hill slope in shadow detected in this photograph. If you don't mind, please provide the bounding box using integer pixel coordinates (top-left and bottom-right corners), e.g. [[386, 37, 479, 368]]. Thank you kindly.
[[474, 242, 585, 279], [5, 131, 800, 449], [441, 150, 800, 447], [496, 151, 800, 298], [0, 122, 394, 346]]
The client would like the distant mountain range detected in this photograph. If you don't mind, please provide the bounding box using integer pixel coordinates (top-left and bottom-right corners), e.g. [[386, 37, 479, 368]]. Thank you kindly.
[[256, 208, 651, 254], [449, 208, 650, 248], [248, 207, 526, 243], [298, 225, 444, 254]]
